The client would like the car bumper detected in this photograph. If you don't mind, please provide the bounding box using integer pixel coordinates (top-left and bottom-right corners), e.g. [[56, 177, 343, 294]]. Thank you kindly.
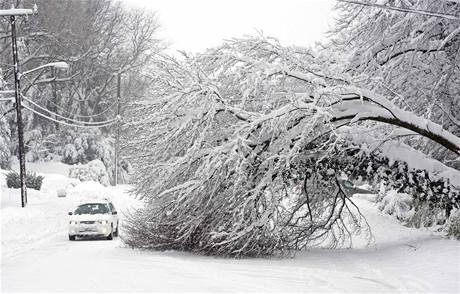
[[69, 224, 111, 237]]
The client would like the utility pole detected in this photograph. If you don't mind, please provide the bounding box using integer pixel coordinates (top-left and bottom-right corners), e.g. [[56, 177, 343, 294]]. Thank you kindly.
[[1, 8, 34, 207], [11, 14, 27, 207], [114, 72, 121, 186]]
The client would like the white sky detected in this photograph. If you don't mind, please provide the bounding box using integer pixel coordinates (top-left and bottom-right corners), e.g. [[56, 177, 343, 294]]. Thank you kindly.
[[122, 0, 337, 54]]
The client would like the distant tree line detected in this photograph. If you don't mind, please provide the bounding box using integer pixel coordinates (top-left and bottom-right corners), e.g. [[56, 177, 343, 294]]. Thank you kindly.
[[0, 0, 162, 183]]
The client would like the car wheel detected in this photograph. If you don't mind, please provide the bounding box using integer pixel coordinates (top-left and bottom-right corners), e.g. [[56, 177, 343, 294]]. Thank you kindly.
[[106, 225, 113, 240], [69, 235, 76, 241]]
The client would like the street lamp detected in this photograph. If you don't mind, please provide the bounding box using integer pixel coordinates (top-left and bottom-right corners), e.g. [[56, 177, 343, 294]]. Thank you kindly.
[[20, 62, 69, 78], [13, 61, 69, 208], [1, 63, 68, 101]]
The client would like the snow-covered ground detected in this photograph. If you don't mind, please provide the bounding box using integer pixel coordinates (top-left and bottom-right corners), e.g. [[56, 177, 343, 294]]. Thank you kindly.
[[1, 163, 459, 292]]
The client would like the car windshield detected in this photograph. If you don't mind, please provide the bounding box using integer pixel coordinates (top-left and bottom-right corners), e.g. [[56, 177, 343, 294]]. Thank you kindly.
[[74, 203, 109, 215]]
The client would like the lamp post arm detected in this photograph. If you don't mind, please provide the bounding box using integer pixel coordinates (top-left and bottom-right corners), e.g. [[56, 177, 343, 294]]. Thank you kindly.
[[20, 62, 69, 79]]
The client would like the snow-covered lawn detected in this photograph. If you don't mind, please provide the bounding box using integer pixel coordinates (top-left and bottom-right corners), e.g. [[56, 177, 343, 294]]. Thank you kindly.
[[1, 163, 459, 292]]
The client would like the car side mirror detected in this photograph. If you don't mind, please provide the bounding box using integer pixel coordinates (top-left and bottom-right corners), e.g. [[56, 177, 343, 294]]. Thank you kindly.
[[68, 212, 73, 215], [112, 211, 117, 215]]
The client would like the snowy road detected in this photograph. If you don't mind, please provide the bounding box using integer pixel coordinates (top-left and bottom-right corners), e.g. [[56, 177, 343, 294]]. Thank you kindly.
[[2, 230, 459, 292], [1, 167, 459, 292]]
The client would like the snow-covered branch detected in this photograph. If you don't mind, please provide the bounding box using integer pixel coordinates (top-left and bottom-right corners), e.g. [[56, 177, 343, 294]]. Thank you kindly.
[[330, 89, 460, 156], [337, 0, 460, 20]]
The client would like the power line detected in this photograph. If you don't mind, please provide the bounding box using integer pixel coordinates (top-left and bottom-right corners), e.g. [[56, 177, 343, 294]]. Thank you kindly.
[[22, 103, 117, 128], [50, 99, 118, 118], [23, 95, 117, 125], [21, 74, 118, 118]]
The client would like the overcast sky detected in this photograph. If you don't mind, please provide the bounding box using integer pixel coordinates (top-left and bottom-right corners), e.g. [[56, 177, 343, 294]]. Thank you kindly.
[[122, 0, 337, 54]]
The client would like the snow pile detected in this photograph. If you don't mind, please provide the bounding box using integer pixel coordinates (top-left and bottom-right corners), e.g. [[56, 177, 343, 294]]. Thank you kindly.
[[40, 174, 80, 197], [1, 169, 80, 202], [377, 189, 414, 222], [1, 178, 75, 257], [68, 159, 111, 186], [2, 199, 46, 226]]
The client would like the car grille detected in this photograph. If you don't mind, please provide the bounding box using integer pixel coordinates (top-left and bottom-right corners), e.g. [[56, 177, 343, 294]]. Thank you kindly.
[[80, 221, 96, 224]]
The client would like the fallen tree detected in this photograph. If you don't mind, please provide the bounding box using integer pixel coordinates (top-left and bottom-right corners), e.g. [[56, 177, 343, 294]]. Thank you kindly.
[[122, 37, 460, 256]]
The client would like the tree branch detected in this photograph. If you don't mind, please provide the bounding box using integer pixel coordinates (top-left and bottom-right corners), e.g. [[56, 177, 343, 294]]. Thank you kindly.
[[337, 0, 460, 20]]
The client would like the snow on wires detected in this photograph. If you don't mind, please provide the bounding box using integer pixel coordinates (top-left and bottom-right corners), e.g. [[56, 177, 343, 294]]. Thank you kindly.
[[22, 95, 118, 128]]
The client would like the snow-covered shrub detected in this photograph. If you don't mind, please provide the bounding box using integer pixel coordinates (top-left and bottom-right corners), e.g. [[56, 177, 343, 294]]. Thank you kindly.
[[339, 143, 460, 226], [60, 130, 130, 184], [378, 190, 414, 222], [97, 137, 131, 184], [406, 200, 447, 229], [27, 173, 45, 190], [61, 130, 100, 165], [68, 159, 111, 186], [446, 210, 460, 240], [5, 172, 20, 189], [23, 128, 50, 162], [62, 143, 80, 164], [5, 171, 44, 190]]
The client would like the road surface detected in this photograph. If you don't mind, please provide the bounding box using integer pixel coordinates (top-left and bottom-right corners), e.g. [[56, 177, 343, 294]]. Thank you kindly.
[[2, 221, 459, 292], [1, 177, 459, 292]]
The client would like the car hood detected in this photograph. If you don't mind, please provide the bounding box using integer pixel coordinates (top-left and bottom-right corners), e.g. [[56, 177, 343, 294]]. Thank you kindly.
[[70, 214, 111, 222]]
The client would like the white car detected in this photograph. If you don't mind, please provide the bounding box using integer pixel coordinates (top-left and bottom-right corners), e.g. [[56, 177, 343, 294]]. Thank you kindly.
[[68, 199, 119, 241]]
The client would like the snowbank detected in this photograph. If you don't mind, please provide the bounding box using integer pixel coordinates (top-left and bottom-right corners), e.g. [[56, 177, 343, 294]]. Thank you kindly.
[[351, 194, 436, 248]]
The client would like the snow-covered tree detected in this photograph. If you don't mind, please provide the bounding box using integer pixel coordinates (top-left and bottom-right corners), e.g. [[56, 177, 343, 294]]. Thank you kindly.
[[0, 72, 11, 169], [122, 35, 460, 256], [0, 0, 162, 178], [331, 0, 460, 167]]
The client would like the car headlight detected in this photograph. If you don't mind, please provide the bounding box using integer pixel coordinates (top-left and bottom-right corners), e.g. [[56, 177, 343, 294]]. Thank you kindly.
[[70, 221, 78, 225], [99, 220, 108, 225]]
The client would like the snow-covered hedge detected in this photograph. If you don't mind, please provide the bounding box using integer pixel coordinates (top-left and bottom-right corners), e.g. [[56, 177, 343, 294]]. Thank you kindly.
[[5, 171, 44, 191], [68, 160, 111, 186], [339, 144, 460, 220]]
